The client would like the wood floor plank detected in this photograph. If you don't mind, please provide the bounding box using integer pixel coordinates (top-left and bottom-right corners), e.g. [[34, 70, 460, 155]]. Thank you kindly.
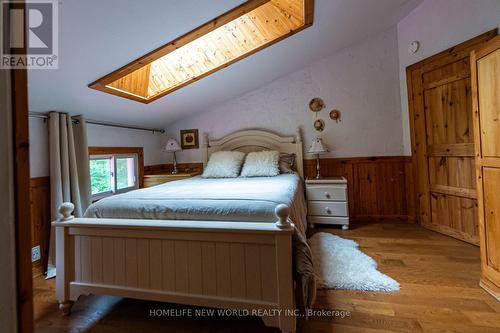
[[33, 221, 500, 333]]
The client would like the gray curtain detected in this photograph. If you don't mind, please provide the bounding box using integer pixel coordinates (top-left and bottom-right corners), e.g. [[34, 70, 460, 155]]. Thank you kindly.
[[47, 112, 91, 276]]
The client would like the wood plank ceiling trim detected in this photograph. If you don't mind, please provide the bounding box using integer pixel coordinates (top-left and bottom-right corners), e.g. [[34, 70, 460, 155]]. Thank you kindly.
[[89, 0, 314, 103]]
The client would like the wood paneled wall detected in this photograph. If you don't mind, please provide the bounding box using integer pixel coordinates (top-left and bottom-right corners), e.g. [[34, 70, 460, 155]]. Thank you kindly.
[[148, 156, 416, 221], [304, 156, 415, 221], [30, 177, 51, 276]]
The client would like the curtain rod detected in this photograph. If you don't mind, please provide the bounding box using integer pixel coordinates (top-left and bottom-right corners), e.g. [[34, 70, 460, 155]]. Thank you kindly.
[[29, 112, 165, 134]]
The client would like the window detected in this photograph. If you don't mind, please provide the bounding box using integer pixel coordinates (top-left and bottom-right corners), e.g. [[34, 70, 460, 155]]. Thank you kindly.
[[89, 0, 313, 103], [88, 147, 144, 200]]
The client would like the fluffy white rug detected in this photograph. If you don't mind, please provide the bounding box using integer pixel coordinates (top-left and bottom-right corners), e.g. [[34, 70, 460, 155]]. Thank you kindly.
[[309, 232, 400, 292]]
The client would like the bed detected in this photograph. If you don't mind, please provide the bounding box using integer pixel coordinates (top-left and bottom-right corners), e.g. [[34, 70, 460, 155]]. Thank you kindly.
[[53, 128, 307, 333]]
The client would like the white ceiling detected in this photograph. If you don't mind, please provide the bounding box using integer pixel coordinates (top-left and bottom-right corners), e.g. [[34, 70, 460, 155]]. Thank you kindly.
[[28, 0, 421, 128]]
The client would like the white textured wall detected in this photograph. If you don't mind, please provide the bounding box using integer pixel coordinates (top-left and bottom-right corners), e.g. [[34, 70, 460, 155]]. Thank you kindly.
[[29, 118, 50, 178], [86, 124, 167, 165], [167, 27, 404, 163], [397, 0, 500, 154], [29, 118, 167, 177]]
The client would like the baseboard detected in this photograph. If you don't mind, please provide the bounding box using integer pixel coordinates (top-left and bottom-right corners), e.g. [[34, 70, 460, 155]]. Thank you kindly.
[[351, 215, 410, 222], [480, 278, 500, 301], [421, 222, 479, 246]]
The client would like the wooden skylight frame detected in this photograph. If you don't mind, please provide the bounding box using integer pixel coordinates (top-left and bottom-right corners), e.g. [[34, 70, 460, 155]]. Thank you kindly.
[[89, 0, 314, 103]]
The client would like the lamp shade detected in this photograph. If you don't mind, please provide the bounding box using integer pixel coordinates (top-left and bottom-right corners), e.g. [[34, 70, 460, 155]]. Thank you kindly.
[[308, 137, 328, 154], [165, 139, 181, 152]]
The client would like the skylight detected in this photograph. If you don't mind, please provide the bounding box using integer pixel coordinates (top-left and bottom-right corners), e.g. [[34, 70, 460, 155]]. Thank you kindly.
[[89, 0, 313, 103]]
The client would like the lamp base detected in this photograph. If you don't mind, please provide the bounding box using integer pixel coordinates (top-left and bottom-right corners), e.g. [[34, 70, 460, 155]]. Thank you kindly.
[[315, 154, 321, 179], [171, 152, 179, 174]]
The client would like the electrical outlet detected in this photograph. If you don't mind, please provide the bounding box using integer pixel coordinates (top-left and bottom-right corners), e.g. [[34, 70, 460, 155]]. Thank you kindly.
[[32, 245, 41, 262]]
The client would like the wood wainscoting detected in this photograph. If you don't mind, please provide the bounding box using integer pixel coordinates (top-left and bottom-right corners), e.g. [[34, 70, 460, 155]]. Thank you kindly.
[[149, 156, 415, 221], [30, 177, 51, 276], [304, 156, 415, 221]]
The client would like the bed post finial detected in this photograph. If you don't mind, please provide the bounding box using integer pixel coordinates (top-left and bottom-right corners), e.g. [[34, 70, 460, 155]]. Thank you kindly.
[[202, 133, 209, 167], [275, 204, 291, 229], [295, 127, 302, 143], [59, 202, 75, 221], [203, 132, 209, 148]]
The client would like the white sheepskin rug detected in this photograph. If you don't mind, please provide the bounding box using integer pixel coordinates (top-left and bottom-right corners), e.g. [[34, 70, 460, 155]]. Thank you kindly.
[[309, 232, 400, 292]]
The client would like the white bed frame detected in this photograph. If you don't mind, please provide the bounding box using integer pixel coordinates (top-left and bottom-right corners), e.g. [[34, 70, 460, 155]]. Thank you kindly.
[[54, 128, 304, 333]]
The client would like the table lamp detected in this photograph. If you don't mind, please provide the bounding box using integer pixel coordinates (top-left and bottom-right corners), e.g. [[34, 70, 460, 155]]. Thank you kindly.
[[165, 139, 181, 174], [308, 137, 328, 179]]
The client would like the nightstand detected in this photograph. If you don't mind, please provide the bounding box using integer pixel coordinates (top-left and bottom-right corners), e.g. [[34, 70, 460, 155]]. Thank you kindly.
[[143, 171, 202, 188], [305, 176, 349, 230]]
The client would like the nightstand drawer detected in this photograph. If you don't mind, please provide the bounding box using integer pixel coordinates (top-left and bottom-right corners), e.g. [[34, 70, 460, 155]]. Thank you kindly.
[[306, 185, 347, 201], [308, 201, 348, 217]]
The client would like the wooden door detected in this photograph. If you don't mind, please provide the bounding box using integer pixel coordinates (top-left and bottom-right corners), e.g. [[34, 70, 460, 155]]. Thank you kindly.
[[407, 30, 497, 244], [471, 35, 500, 300]]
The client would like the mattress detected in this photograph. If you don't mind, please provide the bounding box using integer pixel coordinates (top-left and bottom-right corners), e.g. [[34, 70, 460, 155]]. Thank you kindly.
[[84, 173, 307, 234]]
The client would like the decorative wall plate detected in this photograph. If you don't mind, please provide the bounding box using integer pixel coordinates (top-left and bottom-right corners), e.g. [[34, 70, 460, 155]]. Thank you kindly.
[[309, 98, 325, 112], [329, 109, 340, 122], [313, 119, 325, 132]]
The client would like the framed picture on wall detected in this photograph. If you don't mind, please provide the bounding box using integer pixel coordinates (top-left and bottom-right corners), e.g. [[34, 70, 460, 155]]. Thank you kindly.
[[180, 129, 199, 149]]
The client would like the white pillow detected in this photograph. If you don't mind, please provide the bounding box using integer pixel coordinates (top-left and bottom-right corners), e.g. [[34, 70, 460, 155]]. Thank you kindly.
[[240, 150, 280, 177], [202, 151, 246, 178]]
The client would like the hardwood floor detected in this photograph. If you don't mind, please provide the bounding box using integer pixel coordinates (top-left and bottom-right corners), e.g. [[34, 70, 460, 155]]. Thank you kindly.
[[34, 221, 500, 333]]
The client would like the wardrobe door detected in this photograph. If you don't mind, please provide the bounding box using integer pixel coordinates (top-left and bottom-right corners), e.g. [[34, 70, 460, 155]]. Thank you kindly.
[[471, 35, 500, 300], [407, 30, 498, 244]]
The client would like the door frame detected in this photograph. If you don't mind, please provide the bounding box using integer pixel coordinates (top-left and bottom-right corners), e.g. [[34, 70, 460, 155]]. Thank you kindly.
[[12, 56, 34, 333], [3, 0, 35, 331], [406, 29, 498, 239]]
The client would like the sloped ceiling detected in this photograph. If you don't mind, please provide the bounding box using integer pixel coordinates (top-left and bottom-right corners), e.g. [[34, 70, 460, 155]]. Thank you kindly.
[[28, 0, 421, 128]]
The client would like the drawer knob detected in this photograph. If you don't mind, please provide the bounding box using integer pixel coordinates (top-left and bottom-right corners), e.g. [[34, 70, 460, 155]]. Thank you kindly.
[[324, 192, 331, 198], [324, 207, 331, 214]]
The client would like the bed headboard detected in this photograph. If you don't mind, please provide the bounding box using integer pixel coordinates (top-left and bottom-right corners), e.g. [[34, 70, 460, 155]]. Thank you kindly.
[[202, 128, 304, 178]]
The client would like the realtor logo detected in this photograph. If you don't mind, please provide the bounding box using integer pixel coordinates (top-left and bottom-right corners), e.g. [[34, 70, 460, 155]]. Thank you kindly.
[[1, 0, 58, 69]]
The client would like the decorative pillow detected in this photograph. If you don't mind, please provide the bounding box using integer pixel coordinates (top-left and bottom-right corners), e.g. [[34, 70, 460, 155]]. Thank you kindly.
[[202, 151, 246, 178], [279, 153, 296, 174], [240, 150, 280, 177]]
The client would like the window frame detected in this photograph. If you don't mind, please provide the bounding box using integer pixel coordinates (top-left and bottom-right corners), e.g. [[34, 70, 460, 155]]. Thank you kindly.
[[113, 153, 139, 194], [88, 147, 144, 201]]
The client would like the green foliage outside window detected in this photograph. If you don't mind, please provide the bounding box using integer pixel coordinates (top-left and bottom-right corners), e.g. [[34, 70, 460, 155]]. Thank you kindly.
[[90, 159, 111, 195]]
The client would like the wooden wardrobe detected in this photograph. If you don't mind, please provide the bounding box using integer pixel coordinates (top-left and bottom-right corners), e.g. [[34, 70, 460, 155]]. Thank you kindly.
[[471, 35, 500, 301], [407, 30, 497, 245]]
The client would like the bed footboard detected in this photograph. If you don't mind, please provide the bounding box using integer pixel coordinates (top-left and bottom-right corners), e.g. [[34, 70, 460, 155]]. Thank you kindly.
[[53, 203, 296, 333]]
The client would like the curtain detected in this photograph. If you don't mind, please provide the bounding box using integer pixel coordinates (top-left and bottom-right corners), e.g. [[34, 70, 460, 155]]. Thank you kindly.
[[47, 112, 91, 277]]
